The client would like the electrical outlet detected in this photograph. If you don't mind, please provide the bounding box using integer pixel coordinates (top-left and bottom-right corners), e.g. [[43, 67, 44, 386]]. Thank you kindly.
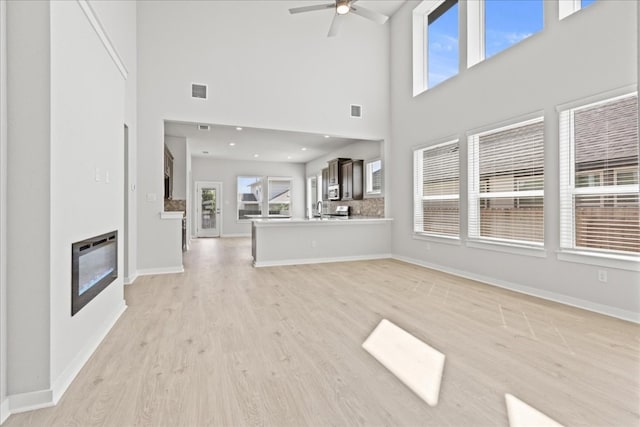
[[598, 269, 607, 283]]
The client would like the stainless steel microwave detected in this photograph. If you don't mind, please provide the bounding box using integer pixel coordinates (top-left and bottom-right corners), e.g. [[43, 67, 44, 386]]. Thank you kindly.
[[328, 185, 340, 200]]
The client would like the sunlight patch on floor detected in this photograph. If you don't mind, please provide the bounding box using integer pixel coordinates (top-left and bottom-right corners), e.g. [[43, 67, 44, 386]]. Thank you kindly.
[[363, 319, 445, 406]]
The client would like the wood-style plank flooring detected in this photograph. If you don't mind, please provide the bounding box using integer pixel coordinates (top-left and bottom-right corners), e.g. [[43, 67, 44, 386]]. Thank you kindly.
[[6, 237, 640, 426]]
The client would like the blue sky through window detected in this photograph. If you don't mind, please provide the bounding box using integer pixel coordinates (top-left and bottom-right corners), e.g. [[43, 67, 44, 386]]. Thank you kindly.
[[581, 0, 596, 8], [427, 1, 459, 88], [485, 0, 543, 59]]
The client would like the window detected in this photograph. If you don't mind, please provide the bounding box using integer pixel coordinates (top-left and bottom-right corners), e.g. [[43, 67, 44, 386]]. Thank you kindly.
[[559, 92, 639, 257], [468, 0, 543, 67], [468, 117, 544, 246], [559, 0, 597, 19], [485, 1, 542, 59], [237, 176, 262, 220], [365, 159, 383, 196], [268, 177, 292, 217], [427, 0, 459, 88], [414, 140, 460, 238], [237, 176, 293, 220], [412, 0, 459, 95]]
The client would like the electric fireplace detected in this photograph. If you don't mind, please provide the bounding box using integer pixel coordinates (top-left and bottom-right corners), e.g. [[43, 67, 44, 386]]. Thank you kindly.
[[71, 231, 117, 316]]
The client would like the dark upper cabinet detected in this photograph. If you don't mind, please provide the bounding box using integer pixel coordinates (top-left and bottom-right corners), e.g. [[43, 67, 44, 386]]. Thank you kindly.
[[164, 145, 174, 200], [328, 158, 350, 186], [322, 168, 329, 200], [341, 160, 363, 201]]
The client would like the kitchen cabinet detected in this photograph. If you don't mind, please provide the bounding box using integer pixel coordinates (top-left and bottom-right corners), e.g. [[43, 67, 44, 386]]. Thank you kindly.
[[164, 145, 174, 199], [341, 160, 363, 200], [322, 168, 329, 200], [328, 158, 349, 186]]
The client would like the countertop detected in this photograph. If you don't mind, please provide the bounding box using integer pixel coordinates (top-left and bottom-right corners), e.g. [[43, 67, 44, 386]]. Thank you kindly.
[[251, 216, 393, 227]]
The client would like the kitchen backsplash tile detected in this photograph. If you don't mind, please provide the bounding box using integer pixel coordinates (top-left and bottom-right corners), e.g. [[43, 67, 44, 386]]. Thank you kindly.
[[164, 199, 186, 213], [325, 197, 384, 217]]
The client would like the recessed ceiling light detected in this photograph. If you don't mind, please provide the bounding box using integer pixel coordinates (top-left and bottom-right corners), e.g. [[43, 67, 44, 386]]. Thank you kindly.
[[301, 147, 307, 151], [236, 127, 243, 131], [229, 142, 236, 146], [202, 151, 209, 154], [324, 135, 330, 138], [287, 156, 292, 160], [253, 154, 259, 158]]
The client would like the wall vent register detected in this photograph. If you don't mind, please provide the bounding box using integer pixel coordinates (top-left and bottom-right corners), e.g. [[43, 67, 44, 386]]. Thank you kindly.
[[191, 83, 207, 99], [350, 104, 362, 118]]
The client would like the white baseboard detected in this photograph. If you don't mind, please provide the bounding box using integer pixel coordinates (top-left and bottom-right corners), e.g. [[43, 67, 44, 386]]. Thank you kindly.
[[254, 253, 392, 268], [393, 254, 640, 324], [124, 273, 138, 285], [136, 266, 184, 276], [221, 233, 250, 238], [0, 398, 9, 424], [7, 389, 53, 414], [51, 301, 127, 404]]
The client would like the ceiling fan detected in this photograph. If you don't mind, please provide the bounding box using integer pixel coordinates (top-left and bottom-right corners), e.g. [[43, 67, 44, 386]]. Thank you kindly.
[[289, 0, 389, 37]]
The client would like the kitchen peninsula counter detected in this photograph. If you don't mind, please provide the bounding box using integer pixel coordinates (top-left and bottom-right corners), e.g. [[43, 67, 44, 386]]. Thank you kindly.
[[251, 217, 393, 267]]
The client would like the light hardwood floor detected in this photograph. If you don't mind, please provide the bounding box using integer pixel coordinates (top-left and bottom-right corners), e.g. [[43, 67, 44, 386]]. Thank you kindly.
[[6, 237, 639, 426]]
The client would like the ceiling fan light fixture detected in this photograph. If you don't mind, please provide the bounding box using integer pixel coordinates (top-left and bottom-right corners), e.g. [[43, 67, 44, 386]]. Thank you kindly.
[[336, 0, 350, 15]]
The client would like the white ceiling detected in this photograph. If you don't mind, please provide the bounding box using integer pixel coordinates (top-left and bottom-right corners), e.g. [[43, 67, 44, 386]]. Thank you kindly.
[[165, 121, 378, 163], [293, 0, 407, 20]]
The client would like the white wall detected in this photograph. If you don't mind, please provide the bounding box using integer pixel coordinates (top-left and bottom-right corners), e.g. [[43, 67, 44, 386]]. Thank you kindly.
[[389, 1, 639, 319], [305, 140, 383, 177], [89, 0, 138, 285], [165, 136, 186, 200], [136, 0, 390, 270], [191, 157, 306, 236], [49, 0, 128, 394], [6, 0, 52, 397], [0, 0, 7, 421], [4, 0, 135, 414]]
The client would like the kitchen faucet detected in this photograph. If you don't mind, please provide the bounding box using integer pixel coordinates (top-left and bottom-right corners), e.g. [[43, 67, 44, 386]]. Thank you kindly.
[[317, 200, 323, 216]]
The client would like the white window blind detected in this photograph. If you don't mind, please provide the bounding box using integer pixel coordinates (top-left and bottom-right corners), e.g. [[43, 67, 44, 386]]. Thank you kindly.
[[414, 140, 460, 238], [468, 117, 545, 245], [559, 92, 639, 255]]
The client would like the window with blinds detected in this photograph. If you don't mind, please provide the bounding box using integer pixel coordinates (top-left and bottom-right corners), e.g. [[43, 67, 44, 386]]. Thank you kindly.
[[559, 92, 639, 256], [468, 117, 545, 245], [268, 177, 292, 217], [414, 140, 460, 238]]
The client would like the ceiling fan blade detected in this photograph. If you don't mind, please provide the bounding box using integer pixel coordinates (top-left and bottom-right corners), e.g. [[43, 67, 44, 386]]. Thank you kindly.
[[289, 3, 334, 14], [327, 13, 345, 37], [350, 5, 389, 24]]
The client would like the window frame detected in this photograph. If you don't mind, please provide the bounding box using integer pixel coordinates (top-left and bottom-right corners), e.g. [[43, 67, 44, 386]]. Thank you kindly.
[[365, 158, 384, 198], [557, 89, 639, 270], [467, 114, 546, 250], [467, 0, 544, 68], [412, 0, 459, 96], [559, 0, 596, 20], [267, 176, 293, 218], [237, 175, 294, 222], [413, 138, 460, 240], [237, 175, 263, 221]]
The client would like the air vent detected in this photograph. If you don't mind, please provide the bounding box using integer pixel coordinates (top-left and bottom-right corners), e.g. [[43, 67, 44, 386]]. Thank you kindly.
[[191, 83, 207, 99], [350, 104, 362, 118], [198, 124, 210, 131]]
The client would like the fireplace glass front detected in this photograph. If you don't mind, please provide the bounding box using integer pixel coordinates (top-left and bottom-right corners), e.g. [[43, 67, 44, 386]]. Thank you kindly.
[[72, 231, 117, 315]]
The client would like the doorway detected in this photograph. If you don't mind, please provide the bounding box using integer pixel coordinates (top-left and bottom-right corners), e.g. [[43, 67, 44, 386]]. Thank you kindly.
[[195, 181, 222, 237]]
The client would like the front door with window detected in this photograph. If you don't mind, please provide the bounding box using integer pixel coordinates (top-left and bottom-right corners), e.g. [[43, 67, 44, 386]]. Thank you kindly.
[[196, 182, 222, 237]]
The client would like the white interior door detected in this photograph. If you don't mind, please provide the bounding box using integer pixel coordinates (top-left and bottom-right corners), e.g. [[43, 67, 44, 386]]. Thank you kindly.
[[196, 182, 222, 237]]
